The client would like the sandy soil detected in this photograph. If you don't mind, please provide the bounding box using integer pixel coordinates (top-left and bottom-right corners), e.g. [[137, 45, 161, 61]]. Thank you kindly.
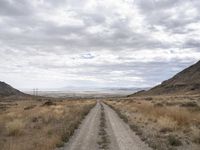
[[58, 103, 101, 150], [59, 102, 152, 150], [104, 103, 152, 150]]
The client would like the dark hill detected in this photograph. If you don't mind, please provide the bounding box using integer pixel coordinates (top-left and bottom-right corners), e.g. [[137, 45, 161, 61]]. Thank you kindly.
[[131, 60, 200, 96], [0, 81, 24, 97]]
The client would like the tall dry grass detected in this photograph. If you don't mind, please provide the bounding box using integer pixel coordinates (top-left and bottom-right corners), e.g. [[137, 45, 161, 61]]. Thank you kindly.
[[0, 99, 96, 150], [6, 119, 25, 136], [106, 98, 200, 130], [105, 96, 200, 149]]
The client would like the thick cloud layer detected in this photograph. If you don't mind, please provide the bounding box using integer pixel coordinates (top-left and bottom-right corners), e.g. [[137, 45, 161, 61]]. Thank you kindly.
[[0, 0, 200, 89]]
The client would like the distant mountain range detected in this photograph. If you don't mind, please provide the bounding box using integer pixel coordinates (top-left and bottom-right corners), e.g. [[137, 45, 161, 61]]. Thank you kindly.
[[1, 60, 199, 97], [131, 60, 200, 96], [0, 81, 24, 97]]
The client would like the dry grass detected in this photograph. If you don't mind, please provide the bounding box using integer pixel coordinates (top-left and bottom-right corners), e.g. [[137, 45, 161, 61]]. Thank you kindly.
[[191, 126, 200, 144], [6, 119, 25, 136], [109, 99, 200, 128], [0, 99, 96, 150], [105, 95, 200, 149], [136, 102, 194, 127]]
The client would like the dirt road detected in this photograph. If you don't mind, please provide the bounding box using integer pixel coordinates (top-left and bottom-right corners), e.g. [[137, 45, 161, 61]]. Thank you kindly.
[[59, 102, 152, 150]]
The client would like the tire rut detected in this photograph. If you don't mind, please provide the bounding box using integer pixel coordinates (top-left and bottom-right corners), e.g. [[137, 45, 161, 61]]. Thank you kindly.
[[103, 103, 152, 150], [59, 103, 101, 150]]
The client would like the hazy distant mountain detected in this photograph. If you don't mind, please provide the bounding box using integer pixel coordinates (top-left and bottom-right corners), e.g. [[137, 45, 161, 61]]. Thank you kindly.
[[0, 81, 24, 97], [131, 60, 200, 96]]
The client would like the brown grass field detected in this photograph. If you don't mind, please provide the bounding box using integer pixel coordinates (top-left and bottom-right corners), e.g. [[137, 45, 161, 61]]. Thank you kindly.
[[105, 95, 200, 150], [0, 98, 96, 150]]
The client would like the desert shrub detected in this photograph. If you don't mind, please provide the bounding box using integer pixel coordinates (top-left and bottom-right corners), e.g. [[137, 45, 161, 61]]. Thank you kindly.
[[24, 105, 36, 110], [154, 103, 164, 107], [193, 134, 200, 144], [130, 124, 139, 132], [181, 101, 198, 107], [41, 101, 56, 106], [191, 126, 200, 144], [144, 97, 153, 101], [168, 135, 182, 146]]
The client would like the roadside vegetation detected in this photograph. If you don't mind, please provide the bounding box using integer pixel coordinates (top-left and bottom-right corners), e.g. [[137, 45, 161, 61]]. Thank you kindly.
[[105, 95, 200, 150], [0, 98, 96, 150], [98, 104, 110, 150]]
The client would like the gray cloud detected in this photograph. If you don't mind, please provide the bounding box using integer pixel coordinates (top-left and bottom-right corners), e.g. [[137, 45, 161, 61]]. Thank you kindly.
[[0, 0, 200, 89], [0, 0, 34, 16]]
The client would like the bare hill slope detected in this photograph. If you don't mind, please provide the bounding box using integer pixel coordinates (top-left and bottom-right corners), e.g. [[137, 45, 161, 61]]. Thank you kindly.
[[131, 60, 200, 96], [0, 81, 24, 97]]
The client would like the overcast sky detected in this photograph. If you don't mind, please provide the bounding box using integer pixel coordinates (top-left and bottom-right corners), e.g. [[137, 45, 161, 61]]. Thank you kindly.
[[0, 0, 200, 90]]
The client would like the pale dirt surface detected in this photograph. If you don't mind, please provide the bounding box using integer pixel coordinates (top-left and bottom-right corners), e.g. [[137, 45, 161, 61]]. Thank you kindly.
[[103, 103, 152, 150], [58, 103, 101, 150], [59, 102, 152, 150]]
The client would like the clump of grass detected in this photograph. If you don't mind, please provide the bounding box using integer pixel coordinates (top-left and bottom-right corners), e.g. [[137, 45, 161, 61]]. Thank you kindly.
[[24, 105, 36, 110], [154, 103, 164, 107], [181, 101, 199, 108], [168, 135, 182, 146], [56, 141, 65, 148], [169, 109, 191, 125], [6, 119, 25, 136], [191, 126, 200, 144], [158, 117, 178, 131], [193, 133, 200, 144], [144, 97, 153, 101]]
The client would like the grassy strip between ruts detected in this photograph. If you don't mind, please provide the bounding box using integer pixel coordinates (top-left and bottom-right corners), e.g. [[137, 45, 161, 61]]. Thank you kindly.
[[98, 103, 110, 150]]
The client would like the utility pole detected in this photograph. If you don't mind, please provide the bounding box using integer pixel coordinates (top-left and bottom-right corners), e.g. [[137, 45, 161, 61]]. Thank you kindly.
[[36, 88, 38, 96], [33, 88, 35, 96], [33, 88, 38, 96]]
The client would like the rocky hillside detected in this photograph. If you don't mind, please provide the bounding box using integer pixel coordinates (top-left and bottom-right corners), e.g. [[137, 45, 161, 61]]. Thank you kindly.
[[0, 81, 24, 97], [131, 60, 200, 96]]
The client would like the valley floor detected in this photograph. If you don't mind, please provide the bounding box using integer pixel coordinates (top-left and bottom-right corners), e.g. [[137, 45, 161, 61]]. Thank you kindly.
[[0, 95, 199, 150]]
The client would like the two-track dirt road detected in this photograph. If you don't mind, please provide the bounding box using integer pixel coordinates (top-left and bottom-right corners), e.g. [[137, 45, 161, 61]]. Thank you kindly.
[[58, 101, 152, 150]]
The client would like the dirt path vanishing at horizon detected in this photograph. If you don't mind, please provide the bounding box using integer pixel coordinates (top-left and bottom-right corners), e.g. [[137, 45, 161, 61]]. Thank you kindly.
[[58, 101, 152, 150]]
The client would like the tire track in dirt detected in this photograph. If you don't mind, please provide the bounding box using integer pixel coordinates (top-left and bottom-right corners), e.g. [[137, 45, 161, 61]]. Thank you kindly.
[[103, 103, 152, 150]]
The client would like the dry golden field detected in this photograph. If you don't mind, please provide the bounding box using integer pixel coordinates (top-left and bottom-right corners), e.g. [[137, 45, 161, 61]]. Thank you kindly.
[[105, 95, 200, 150], [0, 98, 96, 150]]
